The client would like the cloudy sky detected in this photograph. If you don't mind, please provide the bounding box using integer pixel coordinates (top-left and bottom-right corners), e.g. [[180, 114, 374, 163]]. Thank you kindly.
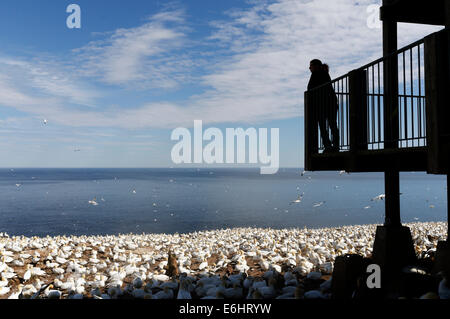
[[0, 0, 442, 168]]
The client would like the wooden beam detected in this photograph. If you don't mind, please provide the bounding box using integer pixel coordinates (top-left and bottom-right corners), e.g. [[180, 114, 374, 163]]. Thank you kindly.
[[446, 0, 450, 27], [309, 147, 428, 172], [304, 91, 318, 171], [381, 0, 446, 26], [425, 29, 450, 174], [349, 70, 368, 152]]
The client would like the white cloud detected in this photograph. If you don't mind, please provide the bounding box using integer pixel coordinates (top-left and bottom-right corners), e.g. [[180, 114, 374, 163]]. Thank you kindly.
[[188, 0, 442, 124], [0, 57, 99, 107], [0, 1, 444, 131], [74, 8, 192, 89]]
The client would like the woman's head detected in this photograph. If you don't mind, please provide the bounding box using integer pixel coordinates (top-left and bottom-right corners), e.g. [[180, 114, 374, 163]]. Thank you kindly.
[[309, 59, 322, 73]]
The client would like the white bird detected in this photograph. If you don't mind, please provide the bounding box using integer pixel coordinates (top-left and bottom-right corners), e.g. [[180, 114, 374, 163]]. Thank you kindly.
[[153, 274, 170, 282], [133, 277, 144, 289], [313, 201, 325, 208], [89, 199, 99, 206], [371, 194, 386, 201], [8, 286, 23, 299], [304, 290, 326, 299], [290, 193, 304, 205], [0, 276, 8, 288], [0, 286, 11, 296], [132, 288, 149, 299], [45, 286, 62, 299], [177, 281, 192, 299], [257, 278, 277, 298], [198, 260, 208, 271], [153, 287, 174, 299], [23, 267, 32, 281]]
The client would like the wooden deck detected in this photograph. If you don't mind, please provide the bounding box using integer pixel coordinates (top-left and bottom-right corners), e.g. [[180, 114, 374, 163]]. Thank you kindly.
[[308, 147, 428, 172]]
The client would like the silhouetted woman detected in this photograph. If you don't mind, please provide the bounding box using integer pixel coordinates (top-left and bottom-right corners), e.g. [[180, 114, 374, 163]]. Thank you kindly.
[[307, 59, 339, 153]]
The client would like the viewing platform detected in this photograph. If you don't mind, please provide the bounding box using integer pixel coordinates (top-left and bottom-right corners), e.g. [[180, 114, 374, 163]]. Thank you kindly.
[[305, 31, 448, 174], [304, 0, 450, 292]]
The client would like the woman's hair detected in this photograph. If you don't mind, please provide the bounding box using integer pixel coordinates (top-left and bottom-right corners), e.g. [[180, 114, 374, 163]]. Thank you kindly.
[[322, 63, 329, 73], [310, 59, 323, 66]]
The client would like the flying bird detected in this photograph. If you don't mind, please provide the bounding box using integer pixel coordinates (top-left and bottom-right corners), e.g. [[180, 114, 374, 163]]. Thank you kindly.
[[89, 199, 99, 206], [371, 194, 386, 201], [290, 193, 304, 205], [313, 201, 325, 208]]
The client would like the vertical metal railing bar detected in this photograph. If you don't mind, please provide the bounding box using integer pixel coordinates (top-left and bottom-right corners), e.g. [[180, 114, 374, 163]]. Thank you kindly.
[[378, 62, 381, 149], [367, 70, 371, 148], [337, 80, 342, 148], [417, 45, 423, 140], [410, 48, 414, 147], [402, 51, 407, 147], [371, 66, 374, 148], [346, 77, 349, 149], [342, 79, 344, 149]]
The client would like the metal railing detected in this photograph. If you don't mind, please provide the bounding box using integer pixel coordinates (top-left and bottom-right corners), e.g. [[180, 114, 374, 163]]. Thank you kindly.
[[361, 38, 426, 150], [306, 37, 427, 154]]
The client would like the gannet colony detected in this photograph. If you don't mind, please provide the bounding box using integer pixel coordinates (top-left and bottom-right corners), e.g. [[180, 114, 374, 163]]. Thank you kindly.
[[0, 222, 448, 299]]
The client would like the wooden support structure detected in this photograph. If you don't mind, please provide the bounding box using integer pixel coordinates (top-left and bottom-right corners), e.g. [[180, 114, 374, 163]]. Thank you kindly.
[[303, 0, 450, 294], [304, 91, 317, 171], [349, 70, 368, 152], [425, 30, 450, 174], [382, 7, 401, 228], [371, 2, 416, 274], [432, 5, 450, 277]]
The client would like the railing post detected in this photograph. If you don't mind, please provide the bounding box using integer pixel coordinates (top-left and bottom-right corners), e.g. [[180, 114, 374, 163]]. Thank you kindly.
[[426, 28, 450, 276], [304, 91, 318, 171], [425, 29, 450, 174], [349, 69, 368, 152], [382, 17, 401, 227]]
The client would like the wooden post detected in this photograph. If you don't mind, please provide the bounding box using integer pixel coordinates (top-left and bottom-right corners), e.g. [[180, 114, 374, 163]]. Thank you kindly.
[[349, 70, 368, 152], [372, 4, 417, 277], [304, 91, 318, 171], [445, 3, 450, 242], [382, 15, 400, 227], [425, 30, 450, 174], [446, 175, 450, 244], [446, 0, 450, 27]]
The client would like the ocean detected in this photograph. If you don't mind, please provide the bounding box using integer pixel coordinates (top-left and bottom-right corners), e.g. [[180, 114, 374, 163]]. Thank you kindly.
[[0, 168, 447, 237]]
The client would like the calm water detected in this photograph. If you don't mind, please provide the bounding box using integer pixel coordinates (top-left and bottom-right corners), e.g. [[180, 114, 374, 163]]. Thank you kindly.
[[0, 168, 447, 237]]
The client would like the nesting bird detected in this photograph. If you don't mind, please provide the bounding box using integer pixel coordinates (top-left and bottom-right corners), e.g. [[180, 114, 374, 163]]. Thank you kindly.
[[0, 222, 446, 299]]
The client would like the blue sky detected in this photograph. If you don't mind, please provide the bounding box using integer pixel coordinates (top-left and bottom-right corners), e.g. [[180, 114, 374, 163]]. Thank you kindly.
[[0, 0, 442, 168]]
